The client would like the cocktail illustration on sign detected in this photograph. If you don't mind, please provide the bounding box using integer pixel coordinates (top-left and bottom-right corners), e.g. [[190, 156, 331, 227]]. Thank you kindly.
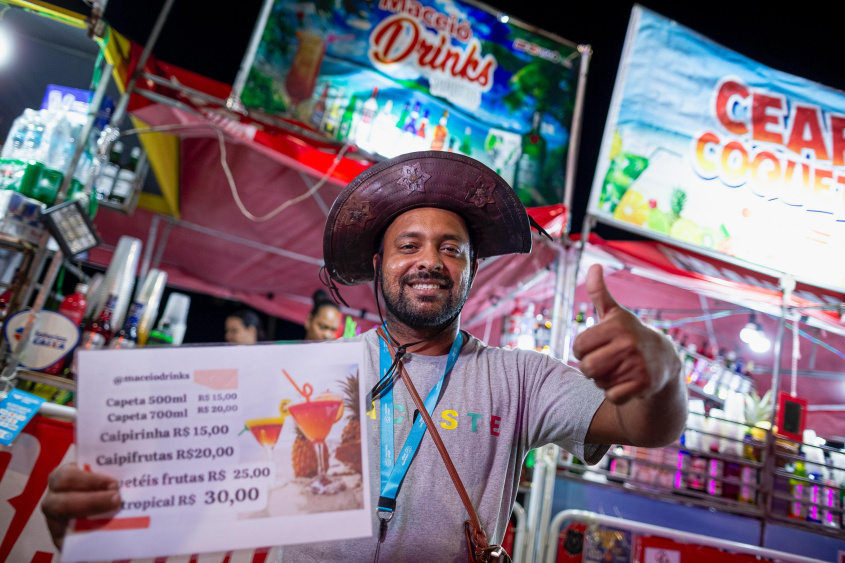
[[244, 399, 291, 462], [284, 369, 345, 493]]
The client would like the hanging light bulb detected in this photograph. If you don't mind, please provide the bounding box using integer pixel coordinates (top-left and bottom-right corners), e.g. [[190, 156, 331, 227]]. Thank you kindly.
[[740, 313, 760, 344], [749, 333, 771, 353]]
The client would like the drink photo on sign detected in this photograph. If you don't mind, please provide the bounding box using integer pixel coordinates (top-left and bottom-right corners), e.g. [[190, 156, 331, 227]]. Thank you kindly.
[[237, 364, 364, 518]]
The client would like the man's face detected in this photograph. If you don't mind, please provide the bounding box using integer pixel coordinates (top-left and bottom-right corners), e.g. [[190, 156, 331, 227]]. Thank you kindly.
[[305, 306, 341, 341], [375, 207, 476, 329], [225, 317, 256, 345]]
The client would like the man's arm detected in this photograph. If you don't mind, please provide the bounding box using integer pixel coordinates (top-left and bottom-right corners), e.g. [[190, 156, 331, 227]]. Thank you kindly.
[[573, 264, 687, 448]]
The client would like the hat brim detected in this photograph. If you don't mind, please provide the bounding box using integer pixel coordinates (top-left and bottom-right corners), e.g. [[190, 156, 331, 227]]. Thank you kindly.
[[323, 151, 532, 286]]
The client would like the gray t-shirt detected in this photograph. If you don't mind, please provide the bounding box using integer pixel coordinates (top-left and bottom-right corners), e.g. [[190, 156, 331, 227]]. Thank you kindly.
[[281, 328, 608, 562]]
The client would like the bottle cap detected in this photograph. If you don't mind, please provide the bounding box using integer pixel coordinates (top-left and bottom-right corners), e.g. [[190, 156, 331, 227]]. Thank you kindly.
[[75, 283, 89, 294], [113, 141, 124, 152]]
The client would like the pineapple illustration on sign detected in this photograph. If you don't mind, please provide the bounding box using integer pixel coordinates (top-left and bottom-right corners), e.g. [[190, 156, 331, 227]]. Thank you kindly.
[[292, 423, 326, 478], [666, 187, 704, 245], [613, 188, 650, 226], [334, 372, 362, 474]]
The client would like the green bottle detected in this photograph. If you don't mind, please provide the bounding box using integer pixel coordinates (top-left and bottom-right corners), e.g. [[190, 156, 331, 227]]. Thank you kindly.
[[514, 110, 547, 204], [459, 126, 472, 156], [337, 95, 359, 142], [396, 101, 410, 130]]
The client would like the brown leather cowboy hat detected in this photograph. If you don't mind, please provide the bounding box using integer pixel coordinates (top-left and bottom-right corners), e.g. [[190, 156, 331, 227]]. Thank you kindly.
[[323, 151, 532, 286]]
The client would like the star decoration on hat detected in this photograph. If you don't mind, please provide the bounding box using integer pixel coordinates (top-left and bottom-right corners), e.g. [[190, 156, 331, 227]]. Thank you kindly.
[[396, 162, 431, 193], [467, 179, 496, 207], [342, 200, 372, 226]]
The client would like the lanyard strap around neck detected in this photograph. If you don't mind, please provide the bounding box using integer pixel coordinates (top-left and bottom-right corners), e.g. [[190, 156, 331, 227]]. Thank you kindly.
[[377, 330, 463, 514]]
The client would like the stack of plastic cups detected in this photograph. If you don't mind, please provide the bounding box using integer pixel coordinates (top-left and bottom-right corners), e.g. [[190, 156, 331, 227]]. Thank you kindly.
[[162, 293, 190, 346], [90, 236, 142, 328], [135, 269, 167, 346]]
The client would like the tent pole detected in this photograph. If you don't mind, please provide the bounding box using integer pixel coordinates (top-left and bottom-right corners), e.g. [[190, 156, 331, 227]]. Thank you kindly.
[[562, 46, 591, 214], [150, 217, 174, 271], [760, 276, 793, 546], [138, 214, 161, 286], [109, 0, 176, 128], [227, 0, 276, 113]]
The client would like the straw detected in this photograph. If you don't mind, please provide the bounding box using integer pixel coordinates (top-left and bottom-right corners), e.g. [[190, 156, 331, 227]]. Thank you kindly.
[[282, 369, 313, 401]]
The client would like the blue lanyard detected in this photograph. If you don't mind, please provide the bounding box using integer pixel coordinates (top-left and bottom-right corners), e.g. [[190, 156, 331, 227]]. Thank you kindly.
[[377, 331, 463, 514]]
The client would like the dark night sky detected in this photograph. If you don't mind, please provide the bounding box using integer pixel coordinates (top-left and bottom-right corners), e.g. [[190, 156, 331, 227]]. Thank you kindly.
[[87, 0, 845, 238]]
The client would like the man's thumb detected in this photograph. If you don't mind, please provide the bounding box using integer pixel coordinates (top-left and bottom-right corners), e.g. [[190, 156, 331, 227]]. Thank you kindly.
[[586, 264, 618, 320]]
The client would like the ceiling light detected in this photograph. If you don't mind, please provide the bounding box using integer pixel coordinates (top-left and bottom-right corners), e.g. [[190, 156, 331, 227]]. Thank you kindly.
[[739, 313, 760, 344], [748, 333, 771, 353], [0, 24, 13, 67], [499, 14, 510, 23]]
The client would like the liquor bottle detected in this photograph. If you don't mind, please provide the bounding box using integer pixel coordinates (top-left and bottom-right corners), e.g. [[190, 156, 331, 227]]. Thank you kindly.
[[78, 294, 117, 351], [447, 137, 457, 152], [513, 110, 546, 202], [789, 454, 808, 519], [0, 268, 21, 322], [373, 99, 396, 153], [416, 109, 430, 144], [108, 302, 143, 349], [322, 87, 345, 136], [109, 146, 141, 204], [459, 126, 472, 156], [402, 101, 420, 135], [95, 141, 123, 200], [356, 87, 380, 146], [43, 283, 89, 375], [396, 101, 410, 131], [431, 110, 449, 151], [310, 83, 330, 129], [337, 96, 360, 142]]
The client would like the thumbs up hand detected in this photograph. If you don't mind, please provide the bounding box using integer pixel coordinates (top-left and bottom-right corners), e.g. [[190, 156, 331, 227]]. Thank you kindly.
[[572, 264, 681, 405]]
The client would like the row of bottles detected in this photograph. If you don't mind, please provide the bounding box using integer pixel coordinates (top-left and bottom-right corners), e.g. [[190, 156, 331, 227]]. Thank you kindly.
[[779, 430, 844, 529], [668, 331, 755, 401], [500, 299, 552, 354], [303, 84, 548, 199], [43, 281, 190, 379], [0, 91, 140, 211], [94, 140, 142, 205]]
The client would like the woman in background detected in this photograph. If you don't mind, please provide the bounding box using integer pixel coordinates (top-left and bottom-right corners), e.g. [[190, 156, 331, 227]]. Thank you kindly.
[[224, 309, 264, 345], [304, 289, 341, 341]]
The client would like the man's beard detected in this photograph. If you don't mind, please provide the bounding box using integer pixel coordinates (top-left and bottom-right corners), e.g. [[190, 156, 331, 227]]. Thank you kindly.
[[379, 268, 469, 329]]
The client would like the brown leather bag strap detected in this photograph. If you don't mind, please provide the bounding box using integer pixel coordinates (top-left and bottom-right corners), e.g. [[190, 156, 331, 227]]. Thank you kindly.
[[377, 328, 489, 549]]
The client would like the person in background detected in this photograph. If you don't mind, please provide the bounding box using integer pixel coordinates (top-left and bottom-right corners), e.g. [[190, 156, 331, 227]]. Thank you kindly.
[[304, 289, 341, 341], [224, 308, 264, 345]]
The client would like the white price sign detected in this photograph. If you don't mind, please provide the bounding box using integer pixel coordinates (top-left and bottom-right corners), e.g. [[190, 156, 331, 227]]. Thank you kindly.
[[62, 341, 369, 562]]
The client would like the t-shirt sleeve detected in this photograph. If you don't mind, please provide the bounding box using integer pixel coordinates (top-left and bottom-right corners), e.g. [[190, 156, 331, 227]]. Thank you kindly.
[[519, 350, 610, 465]]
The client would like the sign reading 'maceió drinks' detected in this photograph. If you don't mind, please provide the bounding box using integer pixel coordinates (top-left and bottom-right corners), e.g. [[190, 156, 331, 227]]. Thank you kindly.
[[241, 0, 583, 208], [589, 6, 845, 292]]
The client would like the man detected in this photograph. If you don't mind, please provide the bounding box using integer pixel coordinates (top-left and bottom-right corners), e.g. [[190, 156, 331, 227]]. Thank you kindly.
[[224, 309, 263, 345], [42, 152, 685, 561]]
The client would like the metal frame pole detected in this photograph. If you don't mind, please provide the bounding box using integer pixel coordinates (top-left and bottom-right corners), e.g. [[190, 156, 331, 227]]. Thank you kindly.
[[58, 59, 114, 199], [227, 0, 275, 112], [138, 214, 161, 284], [760, 276, 792, 546], [562, 46, 591, 214], [109, 0, 177, 127]]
